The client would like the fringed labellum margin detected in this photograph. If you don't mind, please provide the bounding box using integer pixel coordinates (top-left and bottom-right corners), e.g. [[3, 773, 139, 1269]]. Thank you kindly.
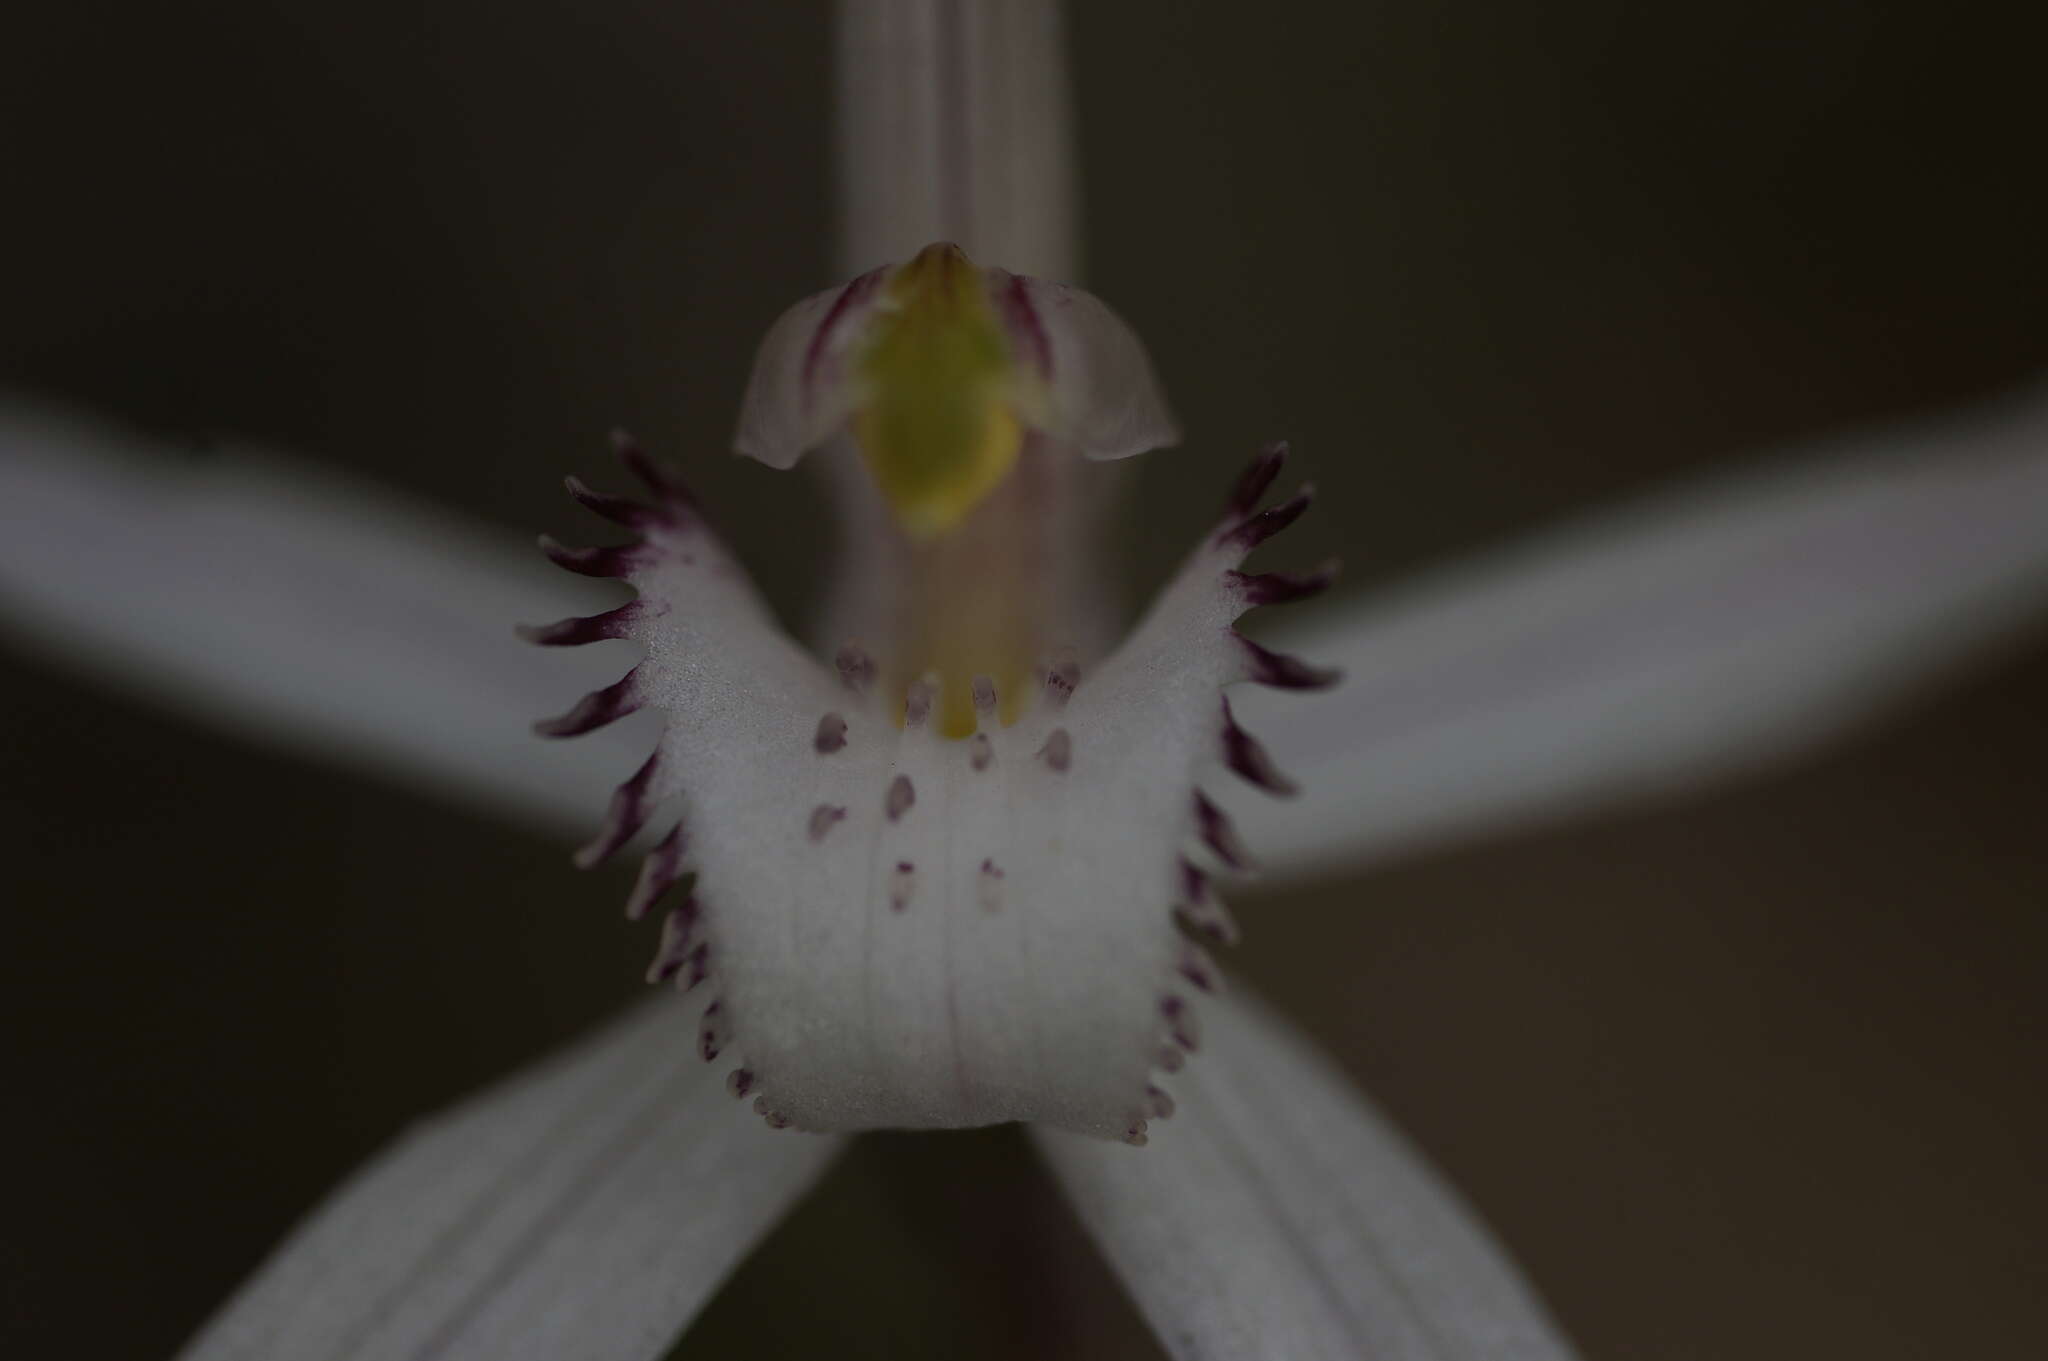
[[525, 246, 1337, 1141]]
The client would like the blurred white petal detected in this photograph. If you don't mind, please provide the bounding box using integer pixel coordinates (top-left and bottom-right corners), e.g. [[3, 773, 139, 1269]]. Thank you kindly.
[[1228, 383, 2048, 884], [179, 994, 842, 1361], [834, 0, 1077, 280], [1034, 991, 1579, 1361], [0, 397, 648, 836]]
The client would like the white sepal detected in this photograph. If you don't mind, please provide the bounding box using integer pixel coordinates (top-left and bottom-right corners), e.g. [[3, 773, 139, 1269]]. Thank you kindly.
[[1033, 990, 1582, 1361], [833, 0, 1079, 281], [0, 397, 644, 838], [1229, 380, 2048, 886], [179, 995, 842, 1361]]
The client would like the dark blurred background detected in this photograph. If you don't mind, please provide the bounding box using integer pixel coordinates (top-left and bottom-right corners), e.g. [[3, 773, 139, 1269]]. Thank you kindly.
[[4, 2, 2045, 1357]]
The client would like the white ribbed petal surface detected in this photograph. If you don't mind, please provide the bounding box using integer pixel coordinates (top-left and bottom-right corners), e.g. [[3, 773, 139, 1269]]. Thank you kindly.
[[682, 662, 1184, 1137], [833, 0, 1078, 280], [1229, 382, 2048, 883], [1034, 992, 1581, 1361], [0, 398, 646, 835], [180, 996, 842, 1361]]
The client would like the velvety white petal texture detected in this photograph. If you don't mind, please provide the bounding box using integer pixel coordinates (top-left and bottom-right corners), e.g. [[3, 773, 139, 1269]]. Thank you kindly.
[[0, 398, 647, 836], [1226, 381, 2048, 883], [180, 995, 843, 1361], [834, 0, 1077, 280], [1034, 991, 1581, 1361], [540, 448, 1330, 1138]]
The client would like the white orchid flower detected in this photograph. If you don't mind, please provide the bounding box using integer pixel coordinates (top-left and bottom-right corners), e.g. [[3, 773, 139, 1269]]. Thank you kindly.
[[4, 3, 2048, 1360]]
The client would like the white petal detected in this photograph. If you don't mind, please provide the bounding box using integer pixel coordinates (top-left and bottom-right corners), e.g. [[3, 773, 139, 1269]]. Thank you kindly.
[[990, 268, 1182, 460], [1228, 382, 2048, 884], [833, 0, 1078, 280], [731, 267, 888, 470], [180, 995, 843, 1361], [544, 448, 1331, 1136], [0, 397, 645, 837], [1033, 991, 1581, 1361]]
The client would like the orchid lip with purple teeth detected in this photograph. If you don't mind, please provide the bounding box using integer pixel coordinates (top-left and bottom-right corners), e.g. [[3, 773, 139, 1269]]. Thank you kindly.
[[527, 242, 1339, 1141]]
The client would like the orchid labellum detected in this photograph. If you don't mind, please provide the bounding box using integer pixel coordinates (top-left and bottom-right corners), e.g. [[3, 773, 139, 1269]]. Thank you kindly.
[[528, 238, 1329, 1140]]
